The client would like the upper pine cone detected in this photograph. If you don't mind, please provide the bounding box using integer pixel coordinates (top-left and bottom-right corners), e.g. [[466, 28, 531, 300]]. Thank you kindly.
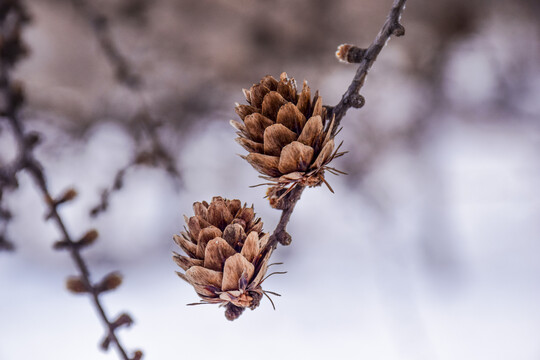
[[231, 73, 345, 208], [173, 196, 273, 320]]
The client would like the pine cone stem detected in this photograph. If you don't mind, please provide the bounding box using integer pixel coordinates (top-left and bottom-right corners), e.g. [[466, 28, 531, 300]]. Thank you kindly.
[[266, 185, 304, 249]]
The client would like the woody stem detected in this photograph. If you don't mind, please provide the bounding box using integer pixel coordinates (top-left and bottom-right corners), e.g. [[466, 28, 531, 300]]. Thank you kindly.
[[268, 185, 305, 248]]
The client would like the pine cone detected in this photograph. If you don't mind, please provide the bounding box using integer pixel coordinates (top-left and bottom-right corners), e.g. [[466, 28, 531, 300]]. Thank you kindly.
[[173, 196, 273, 320], [231, 73, 346, 208]]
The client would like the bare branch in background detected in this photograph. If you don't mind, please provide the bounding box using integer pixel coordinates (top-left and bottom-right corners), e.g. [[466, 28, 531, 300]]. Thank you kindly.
[[69, 0, 140, 88], [0, 190, 15, 251], [1, 2, 141, 359], [66, 0, 181, 217]]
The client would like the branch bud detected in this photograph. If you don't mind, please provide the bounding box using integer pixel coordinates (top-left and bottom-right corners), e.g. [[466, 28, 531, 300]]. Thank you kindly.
[[277, 231, 292, 246], [391, 23, 405, 37], [349, 94, 365, 108], [336, 44, 367, 63], [66, 276, 90, 294], [56, 188, 78, 204], [96, 272, 123, 293], [53, 239, 70, 250], [112, 313, 134, 329], [100, 313, 135, 351], [78, 229, 98, 248], [100, 335, 112, 351]]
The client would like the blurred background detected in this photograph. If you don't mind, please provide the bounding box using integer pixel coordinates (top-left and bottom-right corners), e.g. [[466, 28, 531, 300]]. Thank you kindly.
[[1, 0, 540, 359]]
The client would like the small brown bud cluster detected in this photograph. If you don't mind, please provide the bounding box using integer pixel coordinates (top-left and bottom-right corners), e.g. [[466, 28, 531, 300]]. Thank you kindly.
[[231, 73, 346, 208], [173, 196, 273, 320]]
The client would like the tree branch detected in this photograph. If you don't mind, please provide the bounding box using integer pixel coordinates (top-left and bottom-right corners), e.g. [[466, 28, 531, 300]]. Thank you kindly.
[[330, 0, 408, 130], [266, 0, 408, 254], [1, 2, 140, 359], [65, 0, 182, 217]]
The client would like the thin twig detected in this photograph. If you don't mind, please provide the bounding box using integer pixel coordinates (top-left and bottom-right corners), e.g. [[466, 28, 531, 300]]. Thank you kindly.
[[1, 2, 138, 359], [66, 0, 181, 217], [330, 0, 408, 130], [69, 0, 140, 88], [265, 0, 408, 252], [267, 185, 305, 248]]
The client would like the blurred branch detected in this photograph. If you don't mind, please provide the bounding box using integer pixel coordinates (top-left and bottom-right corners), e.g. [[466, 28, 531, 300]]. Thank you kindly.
[[0, 190, 14, 251], [1, 2, 140, 359], [69, 0, 140, 88], [66, 0, 181, 217], [329, 0, 408, 131]]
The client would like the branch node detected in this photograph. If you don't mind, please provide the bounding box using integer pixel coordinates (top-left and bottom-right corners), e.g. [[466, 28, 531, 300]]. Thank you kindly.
[[277, 231, 292, 246], [391, 23, 405, 37], [349, 94, 365, 109]]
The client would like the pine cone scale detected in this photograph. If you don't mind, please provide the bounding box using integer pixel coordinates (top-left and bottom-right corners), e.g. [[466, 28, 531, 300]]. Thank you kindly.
[[276, 102, 306, 132], [278, 141, 314, 174], [184, 266, 223, 289], [203, 237, 236, 271], [245, 153, 280, 177], [263, 124, 297, 156], [262, 92, 288, 119]]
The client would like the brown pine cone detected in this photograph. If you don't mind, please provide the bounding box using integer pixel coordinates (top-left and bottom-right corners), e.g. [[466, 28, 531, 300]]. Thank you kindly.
[[231, 73, 346, 208], [173, 196, 274, 320]]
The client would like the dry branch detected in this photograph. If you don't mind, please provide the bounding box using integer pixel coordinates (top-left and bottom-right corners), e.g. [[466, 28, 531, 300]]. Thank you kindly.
[[329, 0, 407, 130], [265, 0, 408, 253]]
